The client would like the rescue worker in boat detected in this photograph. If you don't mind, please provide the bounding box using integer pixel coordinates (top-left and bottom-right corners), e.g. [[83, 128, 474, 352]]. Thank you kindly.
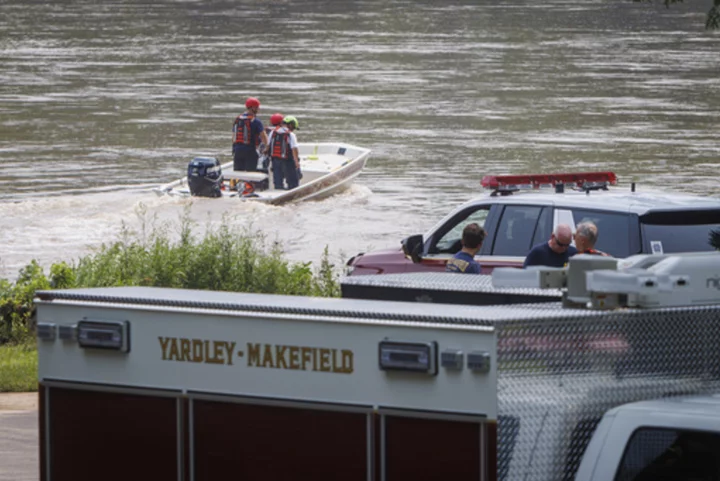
[[232, 97, 268, 172], [445, 223, 487, 274], [265, 115, 300, 190], [572, 221, 609, 256], [524, 223, 578, 268], [257, 112, 284, 173], [265, 112, 284, 136]]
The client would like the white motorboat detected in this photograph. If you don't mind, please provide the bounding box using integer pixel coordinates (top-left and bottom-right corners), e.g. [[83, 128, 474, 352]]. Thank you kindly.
[[154, 142, 371, 205]]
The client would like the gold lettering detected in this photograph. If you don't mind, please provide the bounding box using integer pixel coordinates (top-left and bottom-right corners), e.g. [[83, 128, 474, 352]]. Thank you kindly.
[[159, 337, 171, 360], [192, 339, 204, 363], [262, 344, 275, 368], [275, 345, 288, 369], [180, 338, 191, 362], [225, 341, 236, 366], [301, 347, 312, 371], [169, 338, 179, 361], [207, 341, 224, 365], [341, 350, 354, 374], [247, 343, 261, 367], [289, 346, 300, 370], [320, 348, 331, 372], [332, 349, 342, 373], [161, 338, 355, 374]]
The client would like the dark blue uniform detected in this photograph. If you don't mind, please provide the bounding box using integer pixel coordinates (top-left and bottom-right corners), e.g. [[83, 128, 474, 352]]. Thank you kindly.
[[523, 242, 578, 268], [233, 114, 265, 171], [446, 251, 481, 274]]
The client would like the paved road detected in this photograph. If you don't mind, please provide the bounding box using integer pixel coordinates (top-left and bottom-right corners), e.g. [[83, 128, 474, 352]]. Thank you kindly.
[[0, 410, 38, 481]]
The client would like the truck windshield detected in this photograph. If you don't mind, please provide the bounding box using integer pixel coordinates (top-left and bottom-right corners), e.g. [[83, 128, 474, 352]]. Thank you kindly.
[[640, 210, 720, 254]]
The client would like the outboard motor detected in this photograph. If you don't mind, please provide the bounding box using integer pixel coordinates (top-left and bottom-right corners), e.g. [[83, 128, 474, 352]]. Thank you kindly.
[[187, 157, 222, 198]]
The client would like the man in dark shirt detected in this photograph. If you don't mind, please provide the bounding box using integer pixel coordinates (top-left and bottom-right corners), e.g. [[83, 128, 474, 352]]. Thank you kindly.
[[446, 223, 487, 274], [523, 223, 578, 268]]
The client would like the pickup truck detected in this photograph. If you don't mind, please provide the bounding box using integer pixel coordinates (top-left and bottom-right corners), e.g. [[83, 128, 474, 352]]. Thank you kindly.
[[346, 172, 720, 276], [576, 395, 720, 481]]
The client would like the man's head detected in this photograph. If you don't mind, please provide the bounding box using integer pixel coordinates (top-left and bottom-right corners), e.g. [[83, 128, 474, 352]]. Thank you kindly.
[[574, 221, 599, 252], [245, 97, 260, 114], [270, 113, 284, 126], [462, 223, 487, 254], [283, 115, 299, 131], [549, 224, 573, 254]]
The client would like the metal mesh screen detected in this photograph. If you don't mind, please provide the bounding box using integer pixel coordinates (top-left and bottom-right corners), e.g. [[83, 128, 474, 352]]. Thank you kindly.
[[495, 306, 720, 481]]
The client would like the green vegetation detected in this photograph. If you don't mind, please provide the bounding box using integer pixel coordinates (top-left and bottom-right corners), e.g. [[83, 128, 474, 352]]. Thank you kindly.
[[0, 204, 343, 391], [0, 342, 38, 392]]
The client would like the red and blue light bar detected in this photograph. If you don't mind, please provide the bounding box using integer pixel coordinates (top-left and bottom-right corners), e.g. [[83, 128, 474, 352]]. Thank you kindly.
[[481, 172, 617, 192]]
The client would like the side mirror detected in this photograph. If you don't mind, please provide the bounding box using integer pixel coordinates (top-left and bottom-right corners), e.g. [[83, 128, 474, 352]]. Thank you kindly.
[[401, 235, 424, 264]]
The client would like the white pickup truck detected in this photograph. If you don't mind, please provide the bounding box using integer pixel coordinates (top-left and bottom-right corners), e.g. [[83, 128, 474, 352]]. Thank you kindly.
[[577, 395, 720, 481], [33, 253, 720, 481]]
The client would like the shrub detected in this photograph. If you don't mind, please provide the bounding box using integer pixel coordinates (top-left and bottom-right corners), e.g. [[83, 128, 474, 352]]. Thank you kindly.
[[0, 203, 343, 345]]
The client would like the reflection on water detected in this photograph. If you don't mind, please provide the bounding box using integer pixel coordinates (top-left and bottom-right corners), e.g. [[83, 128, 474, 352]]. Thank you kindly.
[[0, 0, 719, 279]]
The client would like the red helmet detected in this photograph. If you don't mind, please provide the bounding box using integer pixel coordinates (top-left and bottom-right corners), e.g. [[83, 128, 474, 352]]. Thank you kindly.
[[245, 97, 260, 109], [270, 113, 284, 126]]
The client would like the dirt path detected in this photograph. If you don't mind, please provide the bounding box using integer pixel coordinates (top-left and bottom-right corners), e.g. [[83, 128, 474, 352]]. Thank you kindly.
[[0, 398, 38, 481], [0, 392, 37, 412]]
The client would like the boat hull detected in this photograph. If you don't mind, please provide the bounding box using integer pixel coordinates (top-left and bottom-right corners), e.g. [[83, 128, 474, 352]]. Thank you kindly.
[[154, 143, 371, 205]]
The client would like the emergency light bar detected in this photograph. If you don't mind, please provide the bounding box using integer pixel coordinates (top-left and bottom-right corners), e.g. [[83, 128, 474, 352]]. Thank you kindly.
[[481, 171, 617, 193]]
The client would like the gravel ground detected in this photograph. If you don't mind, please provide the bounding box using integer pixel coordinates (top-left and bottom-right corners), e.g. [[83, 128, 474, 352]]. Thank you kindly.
[[0, 393, 38, 481]]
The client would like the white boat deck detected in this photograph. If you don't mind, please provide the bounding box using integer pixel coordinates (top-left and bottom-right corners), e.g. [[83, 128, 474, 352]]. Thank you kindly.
[[155, 142, 371, 205]]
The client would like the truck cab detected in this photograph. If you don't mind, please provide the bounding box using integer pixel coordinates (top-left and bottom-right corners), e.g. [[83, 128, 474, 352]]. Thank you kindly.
[[577, 395, 720, 481], [347, 172, 720, 275]]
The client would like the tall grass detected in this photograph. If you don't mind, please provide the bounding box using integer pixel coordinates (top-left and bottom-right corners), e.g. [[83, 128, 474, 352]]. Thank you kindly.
[[73, 204, 341, 296], [0, 341, 38, 392], [0, 203, 343, 346]]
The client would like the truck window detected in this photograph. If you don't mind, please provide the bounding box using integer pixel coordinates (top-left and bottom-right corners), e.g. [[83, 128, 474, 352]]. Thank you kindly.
[[531, 207, 552, 247], [640, 210, 720, 254], [571, 209, 633, 258], [615, 427, 720, 481], [492, 205, 543, 256], [433, 206, 491, 254]]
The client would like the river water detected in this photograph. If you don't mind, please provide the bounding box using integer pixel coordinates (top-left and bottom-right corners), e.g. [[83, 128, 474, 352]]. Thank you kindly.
[[1, 0, 719, 281]]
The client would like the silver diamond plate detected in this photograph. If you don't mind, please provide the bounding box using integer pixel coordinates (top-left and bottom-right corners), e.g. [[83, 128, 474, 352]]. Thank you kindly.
[[495, 307, 720, 481], [341, 272, 563, 297]]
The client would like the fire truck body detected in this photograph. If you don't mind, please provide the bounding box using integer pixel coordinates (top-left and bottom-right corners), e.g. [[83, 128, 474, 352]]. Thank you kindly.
[[35, 262, 720, 481]]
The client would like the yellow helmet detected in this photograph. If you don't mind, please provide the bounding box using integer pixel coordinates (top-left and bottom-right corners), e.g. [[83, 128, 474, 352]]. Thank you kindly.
[[283, 116, 299, 130]]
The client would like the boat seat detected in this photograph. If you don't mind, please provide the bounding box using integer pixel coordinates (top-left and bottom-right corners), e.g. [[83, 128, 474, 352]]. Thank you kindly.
[[223, 171, 268, 182]]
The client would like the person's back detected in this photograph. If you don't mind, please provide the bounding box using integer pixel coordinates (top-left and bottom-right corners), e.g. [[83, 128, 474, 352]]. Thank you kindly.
[[267, 116, 300, 190], [259, 113, 284, 172], [446, 223, 486, 274], [524, 224, 577, 268], [446, 251, 481, 274], [233, 97, 268, 171]]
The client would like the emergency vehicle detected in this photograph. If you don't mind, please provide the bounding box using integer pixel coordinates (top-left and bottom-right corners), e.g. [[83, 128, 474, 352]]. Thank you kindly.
[[35, 252, 720, 481], [346, 171, 720, 275]]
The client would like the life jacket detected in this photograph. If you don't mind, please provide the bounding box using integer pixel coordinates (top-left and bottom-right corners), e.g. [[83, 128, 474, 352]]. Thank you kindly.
[[269, 127, 291, 159], [233, 112, 258, 146]]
